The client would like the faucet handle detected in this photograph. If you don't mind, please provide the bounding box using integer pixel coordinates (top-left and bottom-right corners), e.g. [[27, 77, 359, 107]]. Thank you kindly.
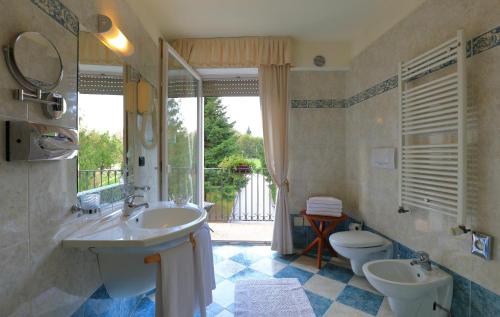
[[125, 194, 143, 204], [414, 251, 430, 261]]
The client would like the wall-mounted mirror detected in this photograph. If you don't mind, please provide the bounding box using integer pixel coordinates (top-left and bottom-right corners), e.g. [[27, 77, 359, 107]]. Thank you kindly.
[[5, 31, 63, 90], [4, 31, 67, 119], [77, 31, 126, 212], [12, 32, 63, 90], [77, 30, 159, 213]]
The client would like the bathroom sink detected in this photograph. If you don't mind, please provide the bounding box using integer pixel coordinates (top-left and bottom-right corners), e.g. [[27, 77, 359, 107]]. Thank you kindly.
[[62, 201, 207, 248], [363, 259, 453, 317], [128, 205, 201, 229], [62, 201, 207, 297]]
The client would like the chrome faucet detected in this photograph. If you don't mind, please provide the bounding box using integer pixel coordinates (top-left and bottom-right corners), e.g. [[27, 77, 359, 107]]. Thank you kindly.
[[123, 194, 149, 217], [410, 251, 432, 271]]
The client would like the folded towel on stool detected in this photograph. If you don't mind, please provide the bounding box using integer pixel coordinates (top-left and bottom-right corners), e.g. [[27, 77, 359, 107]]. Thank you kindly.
[[306, 196, 343, 216]]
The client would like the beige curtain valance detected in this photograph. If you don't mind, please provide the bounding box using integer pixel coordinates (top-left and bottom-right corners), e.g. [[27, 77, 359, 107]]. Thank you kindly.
[[170, 37, 292, 68]]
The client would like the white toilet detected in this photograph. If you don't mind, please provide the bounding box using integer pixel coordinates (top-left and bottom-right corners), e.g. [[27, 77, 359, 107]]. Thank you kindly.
[[329, 230, 393, 276]]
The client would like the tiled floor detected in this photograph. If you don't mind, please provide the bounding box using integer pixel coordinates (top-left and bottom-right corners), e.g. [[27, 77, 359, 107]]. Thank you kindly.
[[133, 244, 394, 317]]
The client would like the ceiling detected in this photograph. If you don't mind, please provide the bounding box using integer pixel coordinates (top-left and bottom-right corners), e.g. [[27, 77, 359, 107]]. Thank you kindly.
[[128, 0, 426, 67]]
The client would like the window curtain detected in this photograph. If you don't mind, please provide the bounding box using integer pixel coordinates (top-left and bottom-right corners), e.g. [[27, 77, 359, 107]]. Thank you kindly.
[[258, 64, 292, 254], [171, 36, 293, 254]]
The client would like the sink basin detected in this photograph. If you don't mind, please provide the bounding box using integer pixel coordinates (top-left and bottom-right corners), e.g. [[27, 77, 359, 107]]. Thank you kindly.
[[363, 259, 453, 317], [128, 205, 201, 229], [62, 201, 207, 297], [63, 201, 206, 249]]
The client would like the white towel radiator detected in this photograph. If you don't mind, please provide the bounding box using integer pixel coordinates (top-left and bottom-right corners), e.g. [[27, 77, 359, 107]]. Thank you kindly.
[[397, 30, 467, 226]]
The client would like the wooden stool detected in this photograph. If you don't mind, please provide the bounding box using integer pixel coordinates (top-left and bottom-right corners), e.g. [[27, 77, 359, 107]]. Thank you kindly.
[[299, 209, 347, 269]]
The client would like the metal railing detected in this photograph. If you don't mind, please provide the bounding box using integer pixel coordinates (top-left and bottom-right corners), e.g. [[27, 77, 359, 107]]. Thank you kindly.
[[204, 168, 275, 222], [78, 167, 275, 222], [78, 169, 123, 192]]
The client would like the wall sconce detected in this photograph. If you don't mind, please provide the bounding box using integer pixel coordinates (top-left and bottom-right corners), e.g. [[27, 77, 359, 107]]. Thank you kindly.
[[97, 15, 134, 56]]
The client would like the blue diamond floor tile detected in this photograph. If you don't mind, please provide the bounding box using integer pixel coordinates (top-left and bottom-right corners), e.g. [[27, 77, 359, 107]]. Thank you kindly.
[[228, 267, 272, 282], [131, 297, 155, 317], [206, 302, 226, 317], [318, 263, 354, 284], [274, 266, 313, 284], [305, 290, 333, 317], [272, 253, 300, 264], [336, 285, 384, 316], [230, 252, 264, 266]]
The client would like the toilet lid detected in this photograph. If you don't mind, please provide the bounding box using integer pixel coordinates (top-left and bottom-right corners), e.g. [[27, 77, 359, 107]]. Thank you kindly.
[[329, 230, 386, 248]]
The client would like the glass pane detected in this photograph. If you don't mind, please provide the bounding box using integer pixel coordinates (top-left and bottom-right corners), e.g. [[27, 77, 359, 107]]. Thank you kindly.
[[167, 53, 199, 204]]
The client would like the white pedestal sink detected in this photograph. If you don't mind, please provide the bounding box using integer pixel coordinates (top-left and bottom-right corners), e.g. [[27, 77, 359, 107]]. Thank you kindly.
[[63, 201, 207, 297], [363, 259, 453, 317]]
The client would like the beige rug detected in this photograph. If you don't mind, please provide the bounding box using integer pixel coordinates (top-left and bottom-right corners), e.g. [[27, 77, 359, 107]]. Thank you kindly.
[[234, 278, 315, 317]]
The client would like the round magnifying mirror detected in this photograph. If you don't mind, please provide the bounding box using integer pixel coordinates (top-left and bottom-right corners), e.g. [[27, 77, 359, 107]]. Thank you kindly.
[[12, 32, 63, 91]]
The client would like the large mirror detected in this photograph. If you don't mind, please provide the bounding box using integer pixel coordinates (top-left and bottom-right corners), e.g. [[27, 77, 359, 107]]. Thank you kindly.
[[77, 31, 159, 212]]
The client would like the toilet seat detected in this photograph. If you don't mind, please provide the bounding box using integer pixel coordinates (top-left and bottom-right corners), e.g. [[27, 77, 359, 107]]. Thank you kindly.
[[329, 230, 386, 248]]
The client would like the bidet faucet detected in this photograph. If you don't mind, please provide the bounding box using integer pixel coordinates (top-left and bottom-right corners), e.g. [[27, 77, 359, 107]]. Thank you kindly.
[[410, 251, 432, 271], [123, 194, 149, 217]]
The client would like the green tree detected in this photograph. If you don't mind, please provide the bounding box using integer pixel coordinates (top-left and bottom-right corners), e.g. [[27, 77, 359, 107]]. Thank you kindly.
[[204, 97, 238, 167], [78, 128, 123, 170], [204, 97, 249, 218], [237, 133, 264, 159], [78, 127, 123, 191]]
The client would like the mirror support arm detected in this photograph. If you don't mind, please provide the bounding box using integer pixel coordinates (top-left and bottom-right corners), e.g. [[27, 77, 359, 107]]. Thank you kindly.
[[15, 89, 67, 119]]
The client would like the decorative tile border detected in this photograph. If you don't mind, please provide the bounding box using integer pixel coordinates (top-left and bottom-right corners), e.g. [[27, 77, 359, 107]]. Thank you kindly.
[[469, 25, 500, 57], [291, 25, 500, 110], [344, 25, 500, 108], [344, 75, 398, 108], [31, 0, 79, 36], [290, 99, 345, 108]]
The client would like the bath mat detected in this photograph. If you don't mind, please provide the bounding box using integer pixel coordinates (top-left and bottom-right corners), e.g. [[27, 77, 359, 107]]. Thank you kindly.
[[234, 278, 315, 317]]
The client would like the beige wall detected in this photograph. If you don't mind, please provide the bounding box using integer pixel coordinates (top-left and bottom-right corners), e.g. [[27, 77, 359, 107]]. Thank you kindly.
[[343, 0, 500, 295], [292, 40, 351, 71], [0, 1, 160, 316], [288, 71, 347, 213]]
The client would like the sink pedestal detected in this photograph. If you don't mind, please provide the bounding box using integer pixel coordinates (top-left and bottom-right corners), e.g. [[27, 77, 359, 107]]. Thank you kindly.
[[387, 286, 452, 317], [98, 252, 156, 297]]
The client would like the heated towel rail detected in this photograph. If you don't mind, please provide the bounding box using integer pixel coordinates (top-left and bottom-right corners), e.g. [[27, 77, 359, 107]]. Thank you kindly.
[[398, 30, 467, 226]]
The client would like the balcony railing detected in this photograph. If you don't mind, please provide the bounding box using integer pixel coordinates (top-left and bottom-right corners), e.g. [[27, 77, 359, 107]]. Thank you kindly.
[[78, 169, 124, 192], [78, 167, 276, 222], [204, 168, 275, 222]]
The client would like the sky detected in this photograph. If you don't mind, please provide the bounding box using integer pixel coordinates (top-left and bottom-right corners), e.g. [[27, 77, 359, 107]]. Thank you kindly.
[[78, 95, 262, 138], [78, 94, 124, 136], [223, 97, 262, 137]]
